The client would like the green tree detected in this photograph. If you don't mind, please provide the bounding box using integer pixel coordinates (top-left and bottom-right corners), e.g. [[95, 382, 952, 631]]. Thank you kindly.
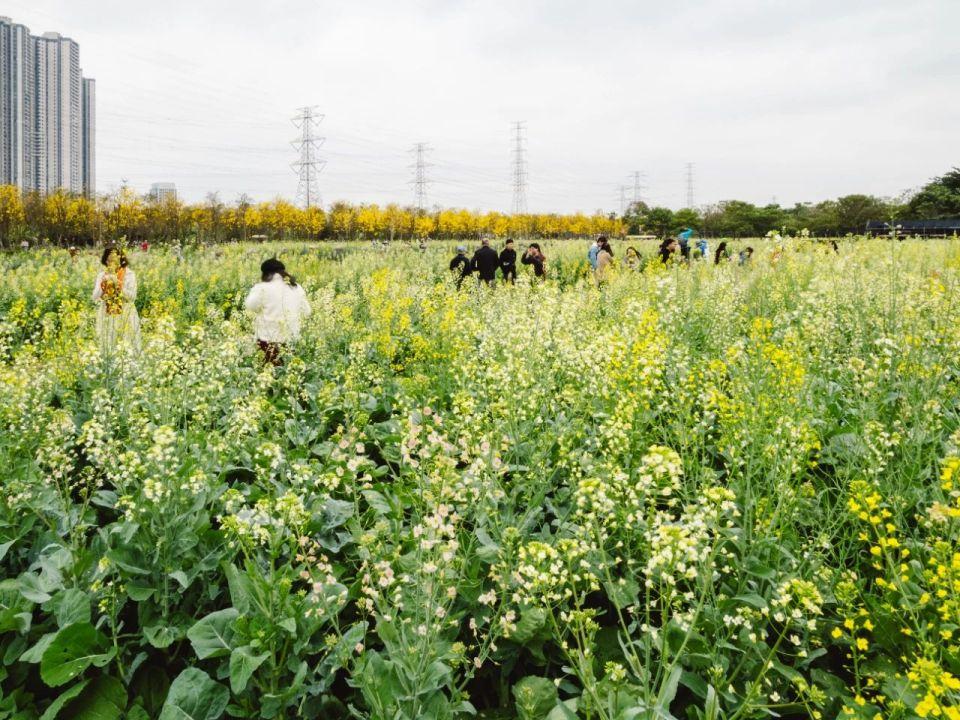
[[642, 207, 675, 238], [907, 168, 960, 219]]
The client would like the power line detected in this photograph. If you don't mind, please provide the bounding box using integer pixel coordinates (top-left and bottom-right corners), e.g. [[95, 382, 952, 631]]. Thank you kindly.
[[291, 106, 325, 208], [614, 184, 630, 216], [410, 142, 432, 213], [685, 162, 695, 209], [511, 121, 528, 215]]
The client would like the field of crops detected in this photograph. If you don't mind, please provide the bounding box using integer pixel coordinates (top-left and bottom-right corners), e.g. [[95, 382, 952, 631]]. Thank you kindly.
[[0, 238, 958, 720]]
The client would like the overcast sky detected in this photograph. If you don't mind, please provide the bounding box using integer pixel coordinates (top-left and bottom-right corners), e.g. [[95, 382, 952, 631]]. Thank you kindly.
[[8, 0, 960, 212]]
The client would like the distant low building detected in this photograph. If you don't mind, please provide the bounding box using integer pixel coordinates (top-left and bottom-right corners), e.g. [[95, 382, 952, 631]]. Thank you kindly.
[[865, 219, 960, 237], [149, 182, 177, 202]]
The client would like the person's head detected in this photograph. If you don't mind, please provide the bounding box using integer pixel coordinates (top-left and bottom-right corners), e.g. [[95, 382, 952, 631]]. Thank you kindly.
[[717, 241, 727, 252], [528, 242, 542, 256], [626, 246, 639, 259], [505, 238, 514, 248], [456, 245, 467, 255], [101, 246, 127, 270], [746, 246, 754, 257], [481, 237, 490, 247], [261, 257, 298, 286]]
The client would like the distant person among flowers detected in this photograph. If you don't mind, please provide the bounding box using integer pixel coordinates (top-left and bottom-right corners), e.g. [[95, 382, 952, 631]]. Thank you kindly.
[[624, 246, 641, 270], [696, 238, 709, 260], [244, 258, 311, 366], [471, 237, 499, 286], [499, 238, 517, 284], [92, 246, 140, 355], [658, 238, 679, 264], [595, 237, 614, 286], [522, 243, 546, 279], [738, 246, 754, 266], [449, 246, 472, 289], [587, 237, 601, 270], [714, 241, 731, 265]]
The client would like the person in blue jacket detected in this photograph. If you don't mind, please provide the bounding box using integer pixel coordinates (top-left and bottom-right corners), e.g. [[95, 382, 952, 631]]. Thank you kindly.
[[587, 236, 602, 270]]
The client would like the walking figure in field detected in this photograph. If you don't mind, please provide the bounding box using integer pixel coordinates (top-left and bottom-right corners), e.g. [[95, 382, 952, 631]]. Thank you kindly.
[[244, 258, 312, 366], [449, 245, 472, 289], [92, 246, 141, 356], [521, 243, 546, 279], [471, 237, 499, 286], [499, 238, 517, 284]]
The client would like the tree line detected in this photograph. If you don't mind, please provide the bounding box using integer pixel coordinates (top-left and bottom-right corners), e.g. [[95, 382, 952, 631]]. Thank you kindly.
[[0, 187, 624, 246], [626, 167, 960, 238], [0, 168, 956, 246]]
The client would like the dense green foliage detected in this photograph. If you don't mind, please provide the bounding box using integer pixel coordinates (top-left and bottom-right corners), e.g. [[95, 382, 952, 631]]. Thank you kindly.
[[0, 239, 958, 719]]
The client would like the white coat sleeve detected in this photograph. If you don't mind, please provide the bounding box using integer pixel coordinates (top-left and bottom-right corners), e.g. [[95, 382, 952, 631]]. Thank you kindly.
[[92, 273, 104, 302], [244, 285, 263, 314]]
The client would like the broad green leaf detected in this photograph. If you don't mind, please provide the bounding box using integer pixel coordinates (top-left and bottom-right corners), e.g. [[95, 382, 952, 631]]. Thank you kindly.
[[57, 675, 126, 720], [144, 624, 179, 649], [704, 684, 719, 720], [53, 589, 91, 628], [158, 668, 229, 720], [511, 607, 546, 644], [0, 540, 13, 562], [229, 645, 269, 694], [187, 609, 238, 659], [39, 679, 89, 720], [223, 564, 252, 615], [40, 623, 114, 687], [21, 632, 56, 664], [513, 676, 557, 720]]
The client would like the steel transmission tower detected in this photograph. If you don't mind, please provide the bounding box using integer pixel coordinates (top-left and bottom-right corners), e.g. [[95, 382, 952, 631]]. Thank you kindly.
[[291, 106, 326, 208], [684, 162, 695, 209], [511, 121, 528, 215], [410, 142, 432, 213], [630, 171, 647, 205], [615, 185, 630, 216]]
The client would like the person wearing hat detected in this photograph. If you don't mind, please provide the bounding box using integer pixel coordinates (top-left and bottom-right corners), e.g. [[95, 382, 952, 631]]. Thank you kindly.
[[244, 258, 312, 365], [449, 245, 471, 289], [471, 237, 499, 286]]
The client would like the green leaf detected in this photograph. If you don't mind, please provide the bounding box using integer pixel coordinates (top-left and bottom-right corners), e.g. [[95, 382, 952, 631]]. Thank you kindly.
[[223, 564, 252, 615], [40, 623, 115, 687], [144, 624, 179, 650], [187, 609, 238, 659], [361, 490, 391, 516], [511, 607, 546, 644], [126, 584, 156, 602], [59, 675, 126, 720], [229, 646, 269, 694], [657, 666, 682, 709], [158, 668, 229, 720], [513, 676, 557, 720], [704, 684, 719, 720], [53, 589, 91, 628], [21, 632, 57, 663], [0, 540, 13, 562], [19, 571, 54, 603], [40, 679, 90, 720]]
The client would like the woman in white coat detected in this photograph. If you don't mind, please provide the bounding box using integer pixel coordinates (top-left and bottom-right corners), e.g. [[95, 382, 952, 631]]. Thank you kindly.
[[92, 246, 141, 355], [244, 258, 312, 365]]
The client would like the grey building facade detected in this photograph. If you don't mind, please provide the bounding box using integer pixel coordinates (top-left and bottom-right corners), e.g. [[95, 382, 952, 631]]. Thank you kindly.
[[0, 17, 95, 195]]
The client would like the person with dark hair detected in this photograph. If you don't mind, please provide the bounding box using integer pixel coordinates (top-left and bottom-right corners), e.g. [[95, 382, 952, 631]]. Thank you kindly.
[[449, 246, 471, 289], [595, 237, 614, 286], [244, 258, 312, 366], [624, 246, 641, 271], [92, 246, 140, 355], [521, 243, 546, 279], [587, 236, 602, 270], [714, 241, 731, 265], [471, 237, 499, 286], [499, 238, 517, 284], [658, 238, 679, 264], [738, 246, 754, 266]]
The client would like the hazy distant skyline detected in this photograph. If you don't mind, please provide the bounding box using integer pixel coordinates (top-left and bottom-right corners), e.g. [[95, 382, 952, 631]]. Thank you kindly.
[[7, 0, 959, 212]]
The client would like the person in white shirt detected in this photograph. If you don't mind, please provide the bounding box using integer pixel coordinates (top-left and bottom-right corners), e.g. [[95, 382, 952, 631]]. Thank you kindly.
[[92, 246, 141, 356], [244, 258, 311, 365]]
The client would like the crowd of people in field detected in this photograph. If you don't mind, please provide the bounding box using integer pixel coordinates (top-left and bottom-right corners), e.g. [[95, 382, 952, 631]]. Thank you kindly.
[[447, 230, 760, 289], [86, 230, 828, 366]]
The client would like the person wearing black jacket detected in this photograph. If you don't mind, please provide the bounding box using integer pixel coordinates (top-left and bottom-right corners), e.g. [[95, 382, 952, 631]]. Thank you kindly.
[[449, 246, 471, 289], [471, 238, 499, 286], [499, 238, 517, 284], [521, 243, 546, 279]]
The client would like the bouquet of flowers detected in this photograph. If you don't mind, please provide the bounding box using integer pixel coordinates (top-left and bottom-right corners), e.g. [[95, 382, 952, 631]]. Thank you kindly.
[[101, 267, 126, 315]]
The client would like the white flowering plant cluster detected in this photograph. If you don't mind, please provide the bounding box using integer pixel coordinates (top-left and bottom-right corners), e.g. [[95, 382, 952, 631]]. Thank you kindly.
[[0, 239, 958, 720]]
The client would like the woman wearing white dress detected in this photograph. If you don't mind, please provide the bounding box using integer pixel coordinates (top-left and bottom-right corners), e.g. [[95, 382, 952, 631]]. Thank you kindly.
[[244, 258, 311, 365], [92, 246, 141, 355]]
